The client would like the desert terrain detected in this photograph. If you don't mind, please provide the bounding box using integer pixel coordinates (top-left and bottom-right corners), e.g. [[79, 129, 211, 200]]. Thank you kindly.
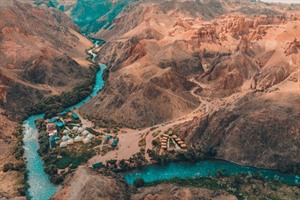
[[1, 0, 300, 199]]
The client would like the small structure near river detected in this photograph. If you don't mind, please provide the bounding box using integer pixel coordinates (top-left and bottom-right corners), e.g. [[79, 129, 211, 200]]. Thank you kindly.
[[44, 112, 96, 149]]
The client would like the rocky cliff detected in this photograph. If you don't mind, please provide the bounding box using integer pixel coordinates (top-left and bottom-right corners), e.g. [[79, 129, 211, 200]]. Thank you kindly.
[[181, 90, 300, 173], [20, 0, 138, 35]]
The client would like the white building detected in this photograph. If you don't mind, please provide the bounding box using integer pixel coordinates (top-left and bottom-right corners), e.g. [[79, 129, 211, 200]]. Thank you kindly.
[[83, 138, 90, 144], [67, 138, 74, 145], [60, 142, 67, 148], [62, 135, 69, 141], [87, 133, 94, 139], [74, 136, 82, 142]]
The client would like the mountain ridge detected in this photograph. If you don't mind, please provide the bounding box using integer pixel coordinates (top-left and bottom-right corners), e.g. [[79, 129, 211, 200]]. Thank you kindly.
[[79, 0, 300, 174]]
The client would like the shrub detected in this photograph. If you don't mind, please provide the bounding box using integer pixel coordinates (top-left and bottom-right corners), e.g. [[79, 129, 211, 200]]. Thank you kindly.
[[3, 162, 26, 172], [113, 129, 118, 133], [56, 156, 73, 169], [86, 127, 101, 136], [3, 163, 14, 172], [45, 164, 57, 175], [91, 139, 102, 146], [152, 139, 159, 147], [216, 168, 227, 178], [133, 178, 145, 188], [51, 175, 63, 184], [13, 162, 26, 172], [17, 186, 26, 196], [119, 159, 130, 171], [152, 131, 160, 137], [138, 138, 146, 147], [13, 145, 24, 159]]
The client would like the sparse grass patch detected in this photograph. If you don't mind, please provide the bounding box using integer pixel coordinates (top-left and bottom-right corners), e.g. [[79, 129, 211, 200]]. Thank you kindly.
[[138, 138, 146, 147], [86, 127, 101, 136], [152, 130, 161, 137]]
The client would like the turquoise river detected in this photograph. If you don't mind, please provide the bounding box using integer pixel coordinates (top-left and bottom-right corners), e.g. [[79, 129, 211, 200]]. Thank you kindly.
[[22, 42, 299, 200], [123, 160, 300, 186]]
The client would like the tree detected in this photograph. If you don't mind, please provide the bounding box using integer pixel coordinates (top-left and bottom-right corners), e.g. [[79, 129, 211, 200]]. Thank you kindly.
[[133, 178, 145, 188], [175, 151, 186, 161], [119, 159, 129, 171], [152, 139, 159, 147], [107, 159, 117, 165], [3, 163, 14, 172]]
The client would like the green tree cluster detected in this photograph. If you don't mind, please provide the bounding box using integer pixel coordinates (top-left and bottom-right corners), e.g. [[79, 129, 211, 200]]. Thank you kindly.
[[27, 66, 99, 119]]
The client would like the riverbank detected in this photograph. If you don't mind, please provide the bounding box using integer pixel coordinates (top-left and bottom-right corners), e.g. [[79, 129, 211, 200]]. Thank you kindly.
[[23, 115, 58, 200], [85, 115, 300, 180], [51, 165, 300, 200]]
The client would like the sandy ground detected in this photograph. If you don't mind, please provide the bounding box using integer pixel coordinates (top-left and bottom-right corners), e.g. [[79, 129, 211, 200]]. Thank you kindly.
[[74, 110, 94, 129], [88, 130, 142, 164]]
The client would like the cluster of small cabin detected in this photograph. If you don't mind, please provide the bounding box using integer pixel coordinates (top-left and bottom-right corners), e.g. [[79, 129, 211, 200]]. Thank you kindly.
[[49, 126, 95, 148], [59, 127, 95, 148], [46, 113, 95, 148], [160, 134, 187, 151], [161, 134, 169, 150]]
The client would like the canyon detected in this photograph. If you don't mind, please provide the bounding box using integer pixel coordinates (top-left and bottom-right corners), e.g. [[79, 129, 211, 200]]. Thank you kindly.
[[0, 0, 299, 199], [19, 0, 137, 34]]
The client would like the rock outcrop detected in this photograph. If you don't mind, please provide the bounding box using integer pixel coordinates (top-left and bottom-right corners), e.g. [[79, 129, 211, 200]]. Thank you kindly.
[[285, 38, 300, 56], [51, 167, 132, 200], [19, 0, 137, 35]]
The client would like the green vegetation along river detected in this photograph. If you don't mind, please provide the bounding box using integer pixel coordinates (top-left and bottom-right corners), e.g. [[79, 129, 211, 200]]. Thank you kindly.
[[22, 42, 106, 200]]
